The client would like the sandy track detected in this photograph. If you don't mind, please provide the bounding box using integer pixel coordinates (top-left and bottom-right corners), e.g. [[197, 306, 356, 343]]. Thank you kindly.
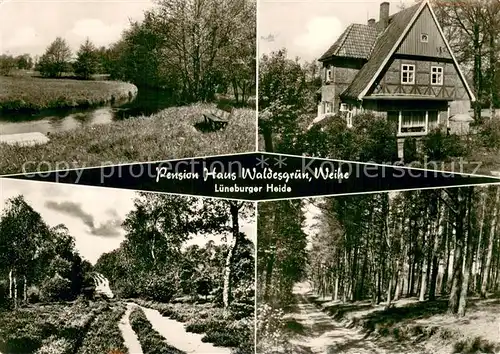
[[287, 283, 418, 354], [139, 304, 232, 354], [119, 303, 144, 354]]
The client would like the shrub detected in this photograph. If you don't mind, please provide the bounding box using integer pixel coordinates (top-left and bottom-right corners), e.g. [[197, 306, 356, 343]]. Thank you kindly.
[[256, 304, 289, 352], [302, 112, 398, 163], [354, 114, 398, 163], [403, 137, 418, 163], [35, 336, 72, 354], [202, 327, 240, 347], [422, 129, 467, 161], [309, 114, 358, 160], [27, 286, 41, 303], [477, 118, 500, 149], [115, 279, 139, 299], [143, 276, 176, 303], [40, 274, 73, 302], [230, 302, 254, 320], [453, 336, 498, 354], [0, 330, 42, 354], [78, 304, 128, 354]]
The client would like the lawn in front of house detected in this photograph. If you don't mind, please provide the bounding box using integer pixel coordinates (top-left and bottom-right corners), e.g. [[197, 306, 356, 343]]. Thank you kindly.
[[0, 103, 256, 174], [0, 75, 138, 112]]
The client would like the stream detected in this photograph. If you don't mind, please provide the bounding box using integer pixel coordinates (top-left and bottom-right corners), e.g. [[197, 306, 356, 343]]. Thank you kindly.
[[0, 88, 177, 136]]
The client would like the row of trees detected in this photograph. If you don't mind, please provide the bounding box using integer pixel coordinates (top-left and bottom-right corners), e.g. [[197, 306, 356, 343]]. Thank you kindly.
[[36, 37, 102, 80], [0, 38, 105, 80], [0, 54, 34, 76], [94, 193, 255, 312], [308, 186, 500, 317], [258, 186, 500, 319], [0, 196, 94, 308], [102, 0, 255, 103], [257, 200, 308, 307]]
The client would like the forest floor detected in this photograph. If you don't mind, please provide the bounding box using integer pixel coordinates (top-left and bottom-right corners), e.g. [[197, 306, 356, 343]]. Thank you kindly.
[[0, 103, 256, 174], [284, 282, 500, 354]]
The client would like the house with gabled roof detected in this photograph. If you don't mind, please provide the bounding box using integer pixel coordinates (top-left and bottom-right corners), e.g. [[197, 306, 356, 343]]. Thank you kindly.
[[316, 0, 476, 157]]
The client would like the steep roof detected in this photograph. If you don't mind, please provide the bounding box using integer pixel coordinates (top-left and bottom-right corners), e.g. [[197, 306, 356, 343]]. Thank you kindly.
[[338, 0, 476, 102], [341, 3, 422, 99], [319, 24, 378, 61]]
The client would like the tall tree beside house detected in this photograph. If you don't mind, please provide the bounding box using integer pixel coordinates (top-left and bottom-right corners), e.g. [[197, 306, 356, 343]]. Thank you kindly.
[[74, 39, 99, 80], [36, 37, 72, 78], [432, 0, 500, 120], [258, 49, 308, 152]]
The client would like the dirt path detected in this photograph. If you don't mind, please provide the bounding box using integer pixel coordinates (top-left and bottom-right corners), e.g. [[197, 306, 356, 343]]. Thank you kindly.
[[137, 304, 232, 354], [287, 283, 415, 354], [118, 303, 143, 354]]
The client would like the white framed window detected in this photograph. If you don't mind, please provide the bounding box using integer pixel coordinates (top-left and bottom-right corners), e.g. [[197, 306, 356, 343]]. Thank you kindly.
[[401, 64, 415, 84], [339, 103, 353, 128], [397, 110, 432, 136], [431, 66, 443, 85], [421, 33, 429, 43]]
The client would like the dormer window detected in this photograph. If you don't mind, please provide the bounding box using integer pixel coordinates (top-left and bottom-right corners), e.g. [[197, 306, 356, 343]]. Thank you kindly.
[[401, 64, 415, 84], [421, 33, 429, 42]]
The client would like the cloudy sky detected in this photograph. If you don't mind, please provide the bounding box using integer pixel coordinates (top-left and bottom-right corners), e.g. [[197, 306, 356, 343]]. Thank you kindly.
[[0, 0, 154, 57], [259, 0, 418, 61], [0, 178, 256, 264]]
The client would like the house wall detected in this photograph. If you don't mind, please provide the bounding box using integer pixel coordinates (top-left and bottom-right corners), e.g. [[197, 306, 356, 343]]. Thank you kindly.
[[371, 57, 469, 101], [362, 99, 447, 133], [396, 6, 451, 60], [321, 63, 359, 113]]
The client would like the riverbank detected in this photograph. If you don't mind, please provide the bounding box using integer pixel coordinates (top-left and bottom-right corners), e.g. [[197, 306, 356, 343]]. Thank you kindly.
[[0, 76, 138, 112], [0, 103, 256, 174]]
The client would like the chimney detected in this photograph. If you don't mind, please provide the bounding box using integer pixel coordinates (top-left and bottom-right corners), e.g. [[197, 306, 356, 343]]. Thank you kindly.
[[368, 18, 376, 27], [378, 2, 390, 32]]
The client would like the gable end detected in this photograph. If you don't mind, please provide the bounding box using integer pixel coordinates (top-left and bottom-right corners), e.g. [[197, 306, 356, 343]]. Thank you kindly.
[[355, 0, 475, 102]]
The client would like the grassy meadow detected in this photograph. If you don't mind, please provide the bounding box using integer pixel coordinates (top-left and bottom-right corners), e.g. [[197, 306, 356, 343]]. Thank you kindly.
[[0, 103, 256, 174], [0, 75, 138, 112]]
